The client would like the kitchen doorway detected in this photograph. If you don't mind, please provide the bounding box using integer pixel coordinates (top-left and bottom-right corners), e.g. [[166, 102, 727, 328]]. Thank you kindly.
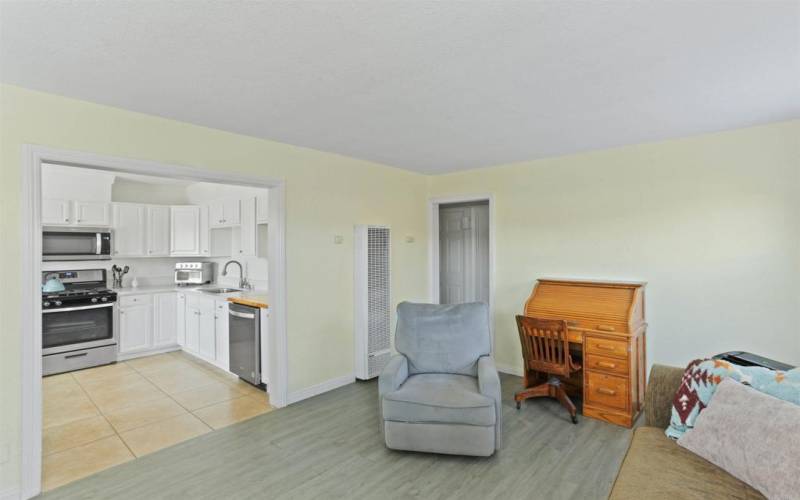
[[429, 195, 495, 351], [20, 145, 289, 498]]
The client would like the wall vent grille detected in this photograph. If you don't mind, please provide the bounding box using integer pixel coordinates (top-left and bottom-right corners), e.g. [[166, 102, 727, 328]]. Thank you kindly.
[[354, 225, 391, 380]]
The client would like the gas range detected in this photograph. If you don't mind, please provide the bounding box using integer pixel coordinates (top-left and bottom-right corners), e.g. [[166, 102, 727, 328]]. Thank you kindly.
[[42, 269, 118, 376]]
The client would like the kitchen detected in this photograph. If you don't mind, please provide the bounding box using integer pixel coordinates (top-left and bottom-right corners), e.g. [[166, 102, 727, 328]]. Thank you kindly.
[[40, 163, 274, 490]]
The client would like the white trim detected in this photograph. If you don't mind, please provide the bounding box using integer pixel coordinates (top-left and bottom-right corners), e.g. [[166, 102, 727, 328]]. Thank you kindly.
[[428, 194, 496, 355], [0, 487, 21, 500], [496, 363, 524, 377], [116, 345, 181, 361], [287, 373, 355, 405], [20, 145, 289, 499]]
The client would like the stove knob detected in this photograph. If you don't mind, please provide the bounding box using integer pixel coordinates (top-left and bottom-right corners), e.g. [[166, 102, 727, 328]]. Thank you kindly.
[[91, 298, 99, 303], [43, 301, 50, 308], [54, 300, 62, 306], [101, 297, 108, 302]]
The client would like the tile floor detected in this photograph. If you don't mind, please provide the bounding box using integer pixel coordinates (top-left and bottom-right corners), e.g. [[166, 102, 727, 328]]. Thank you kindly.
[[42, 351, 272, 491]]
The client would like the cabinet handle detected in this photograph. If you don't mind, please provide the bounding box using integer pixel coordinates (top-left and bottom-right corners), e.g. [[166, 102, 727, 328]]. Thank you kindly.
[[597, 387, 616, 396], [597, 361, 617, 369], [64, 218, 70, 222], [596, 325, 616, 332], [120, 311, 125, 315], [595, 343, 616, 351]]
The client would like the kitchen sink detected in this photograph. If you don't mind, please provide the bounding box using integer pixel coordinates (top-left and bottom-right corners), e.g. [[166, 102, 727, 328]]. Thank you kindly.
[[200, 287, 242, 294]]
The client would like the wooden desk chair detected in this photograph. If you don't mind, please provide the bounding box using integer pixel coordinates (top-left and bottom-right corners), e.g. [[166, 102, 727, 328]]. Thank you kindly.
[[514, 315, 582, 423]]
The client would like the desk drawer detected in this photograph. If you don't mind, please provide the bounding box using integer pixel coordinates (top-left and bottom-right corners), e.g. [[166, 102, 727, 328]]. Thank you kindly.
[[585, 353, 628, 376], [586, 372, 629, 412], [585, 336, 628, 359]]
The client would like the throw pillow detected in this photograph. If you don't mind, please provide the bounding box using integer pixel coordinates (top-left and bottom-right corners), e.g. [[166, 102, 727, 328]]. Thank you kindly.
[[677, 378, 800, 500], [666, 358, 800, 439]]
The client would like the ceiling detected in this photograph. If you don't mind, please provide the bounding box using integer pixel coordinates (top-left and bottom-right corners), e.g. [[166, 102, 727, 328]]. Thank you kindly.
[[2, 1, 798, 174]]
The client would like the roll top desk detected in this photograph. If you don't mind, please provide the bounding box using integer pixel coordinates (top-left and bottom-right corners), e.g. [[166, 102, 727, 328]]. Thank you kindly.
[[523, 278, 647, 427]]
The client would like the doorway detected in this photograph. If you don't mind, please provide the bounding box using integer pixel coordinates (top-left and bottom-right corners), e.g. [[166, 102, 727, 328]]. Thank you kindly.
[[439, 201, 490, 304], [429, 195, 495, 351], [20, 145, 288, 498]]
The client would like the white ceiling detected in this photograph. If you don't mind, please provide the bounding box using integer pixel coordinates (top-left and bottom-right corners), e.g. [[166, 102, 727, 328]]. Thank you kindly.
[[2, 1, 798, 174]]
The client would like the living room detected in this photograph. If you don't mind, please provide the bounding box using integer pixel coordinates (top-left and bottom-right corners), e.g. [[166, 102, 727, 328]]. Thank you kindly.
[[0, 1, 798, 499]]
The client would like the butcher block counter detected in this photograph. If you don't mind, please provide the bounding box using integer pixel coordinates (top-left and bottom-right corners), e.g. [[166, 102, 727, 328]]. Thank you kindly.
[[227, 293, 269, 309]]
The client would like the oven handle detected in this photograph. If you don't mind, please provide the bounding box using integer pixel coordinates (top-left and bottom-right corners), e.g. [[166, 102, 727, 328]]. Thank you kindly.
[[43, 303, 115, 314], [96, 233, 102, 255]]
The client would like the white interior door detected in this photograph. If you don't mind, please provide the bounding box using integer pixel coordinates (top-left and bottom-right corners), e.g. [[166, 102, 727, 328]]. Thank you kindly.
[[439, 202, 489, 305]]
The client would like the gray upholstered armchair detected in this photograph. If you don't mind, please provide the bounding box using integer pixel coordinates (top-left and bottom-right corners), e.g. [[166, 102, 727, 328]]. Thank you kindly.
[[378, 302, 502, 457]]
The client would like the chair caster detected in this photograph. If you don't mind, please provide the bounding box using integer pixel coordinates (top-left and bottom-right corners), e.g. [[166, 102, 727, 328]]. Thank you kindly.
[[515, 401, 521, 410], [571, 415, 578, 424]]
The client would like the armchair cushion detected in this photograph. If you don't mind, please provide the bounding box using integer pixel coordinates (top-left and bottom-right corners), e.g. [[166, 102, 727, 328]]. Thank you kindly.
[[378, 354, 408, 399], [383, 373, 496, 426], [395, 302, 491, 376]]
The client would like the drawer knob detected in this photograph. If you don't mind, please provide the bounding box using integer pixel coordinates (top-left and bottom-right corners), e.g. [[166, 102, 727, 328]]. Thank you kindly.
[[597, 387, 616, 396], [597, 361, 617, 369]]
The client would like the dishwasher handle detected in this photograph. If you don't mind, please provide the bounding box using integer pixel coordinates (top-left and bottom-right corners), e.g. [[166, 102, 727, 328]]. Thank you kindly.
[[229, 310, 256, 320]]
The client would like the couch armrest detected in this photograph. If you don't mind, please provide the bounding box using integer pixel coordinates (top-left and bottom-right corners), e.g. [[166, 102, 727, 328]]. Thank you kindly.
[[379, 354, 408, 399], [644, 364, 685, 428], [478, 355, 502, 449]]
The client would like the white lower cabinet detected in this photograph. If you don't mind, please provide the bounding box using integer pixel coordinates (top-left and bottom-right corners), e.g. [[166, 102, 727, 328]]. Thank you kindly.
[[176, 292, 187, 347], [118, 297, 154, 355], [214, 300, 229, 370], [153, 293, 177, 347], [185, 294, 216, 361]]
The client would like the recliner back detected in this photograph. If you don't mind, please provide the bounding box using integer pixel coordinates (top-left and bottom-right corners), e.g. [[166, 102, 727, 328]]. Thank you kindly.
[[395, 302, 491, 376]]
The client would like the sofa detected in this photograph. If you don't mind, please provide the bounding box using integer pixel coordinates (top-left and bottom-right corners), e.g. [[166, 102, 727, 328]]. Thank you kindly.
[[609, 364, 765, 499], [378, 302, 502, 457]]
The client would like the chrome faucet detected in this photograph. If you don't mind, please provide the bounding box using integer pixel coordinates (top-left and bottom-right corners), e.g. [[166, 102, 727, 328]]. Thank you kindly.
[[222, 260, 252, 290]]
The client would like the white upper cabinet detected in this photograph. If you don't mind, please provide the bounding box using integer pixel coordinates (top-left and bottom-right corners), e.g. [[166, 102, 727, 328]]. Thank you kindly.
[[237, 197, 257, 257], [209, 198, 241, 227], [73, 201, 111, 227], [199, 205, 211, 256], [112, 203, 146, 257], [256, 192, 269, 224], [170, 206, 201, 256], [146, 206, 171, 257], [42, 199, 110, 227], [42, 199, 72, 226]]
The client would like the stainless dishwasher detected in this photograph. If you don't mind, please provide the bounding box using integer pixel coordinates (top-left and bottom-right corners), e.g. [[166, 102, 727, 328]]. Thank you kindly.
[[228, 303, 261, 386]]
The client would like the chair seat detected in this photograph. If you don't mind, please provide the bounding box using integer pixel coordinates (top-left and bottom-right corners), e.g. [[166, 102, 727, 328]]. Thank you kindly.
[[383, 373, 496, 426]]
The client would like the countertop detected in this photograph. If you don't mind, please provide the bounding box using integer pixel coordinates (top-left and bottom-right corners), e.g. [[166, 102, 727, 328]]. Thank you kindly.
[[227, 293, 269, 309], [112, 285, 268, 303]]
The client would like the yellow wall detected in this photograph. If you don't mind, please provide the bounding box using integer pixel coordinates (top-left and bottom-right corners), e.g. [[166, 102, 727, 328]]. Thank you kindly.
[[0, 85, 429, 491], [429, 120, 800, 374], [2, 83, 798, 495]]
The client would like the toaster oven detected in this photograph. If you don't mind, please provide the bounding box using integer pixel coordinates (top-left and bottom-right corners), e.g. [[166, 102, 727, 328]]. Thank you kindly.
[[174, 262, 215, 286]]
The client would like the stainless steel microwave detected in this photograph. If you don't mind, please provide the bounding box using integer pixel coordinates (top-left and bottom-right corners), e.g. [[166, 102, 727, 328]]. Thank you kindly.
[[42, 229, 112, 261]]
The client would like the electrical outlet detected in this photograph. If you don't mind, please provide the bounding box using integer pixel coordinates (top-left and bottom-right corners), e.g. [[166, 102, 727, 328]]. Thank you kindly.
[[333, 235, 344, 244], [405, 235, 415, 243]]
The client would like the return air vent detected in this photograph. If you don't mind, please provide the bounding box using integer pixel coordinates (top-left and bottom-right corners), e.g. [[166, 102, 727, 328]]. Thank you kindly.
[[354, 225, 391, 380]]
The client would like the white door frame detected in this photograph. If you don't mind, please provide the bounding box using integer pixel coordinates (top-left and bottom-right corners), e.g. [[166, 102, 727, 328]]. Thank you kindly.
[[428, 194, 496, 354], [19, 145, 289, 499]]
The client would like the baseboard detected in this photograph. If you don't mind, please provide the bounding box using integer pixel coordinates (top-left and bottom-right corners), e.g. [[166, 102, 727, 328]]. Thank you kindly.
[[0, 486, 20, 500], [496, 363, 523, 377], [116, 345, 181, 361], [287, 373, 355, 405]]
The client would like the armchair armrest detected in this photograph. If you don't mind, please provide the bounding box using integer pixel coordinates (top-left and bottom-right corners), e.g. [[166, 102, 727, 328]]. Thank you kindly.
[[478, 355, 502, 449], [379, 354, 408, 399]]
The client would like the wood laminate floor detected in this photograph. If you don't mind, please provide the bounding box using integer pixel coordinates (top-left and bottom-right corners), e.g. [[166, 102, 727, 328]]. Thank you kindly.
[[39, 373, 633, 500]]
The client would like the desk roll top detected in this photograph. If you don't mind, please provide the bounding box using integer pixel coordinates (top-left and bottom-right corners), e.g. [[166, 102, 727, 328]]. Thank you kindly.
[[524, 279, 647, 427]]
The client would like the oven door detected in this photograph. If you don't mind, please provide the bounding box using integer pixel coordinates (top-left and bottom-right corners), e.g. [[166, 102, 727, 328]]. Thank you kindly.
[[42, 231, 112, 261], [175, 269, 202, 284], [42, 303, 118, 355]]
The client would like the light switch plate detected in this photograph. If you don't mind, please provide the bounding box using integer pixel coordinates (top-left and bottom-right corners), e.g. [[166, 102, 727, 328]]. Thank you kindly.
[[334, 235, 344, 244]]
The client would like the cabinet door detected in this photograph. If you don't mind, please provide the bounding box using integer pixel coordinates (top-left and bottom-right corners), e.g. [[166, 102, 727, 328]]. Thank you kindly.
[[199, 205, 211, 256], [153, 293, 177, 347], [112, 204, 146, 257], [256, 192, 269, 224], [42, 199, 72, 225], [176, 293, 186, 347], [170, 206, 200, 256], [119, 304, 153, 354], [74, 201, 110, 226], [223, 199, 241, 225], [185, 306, 200, 353], [198, 299, 216, 361], [146, 206, 171, 257], [237, 197, 257, 257], [214, 301, 229, 370], [209, 200, 226, 227]]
